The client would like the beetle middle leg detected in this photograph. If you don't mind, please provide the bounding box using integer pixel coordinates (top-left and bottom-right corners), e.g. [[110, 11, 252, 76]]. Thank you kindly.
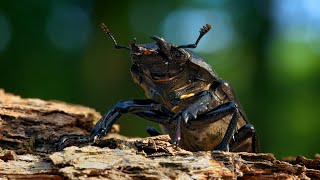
[[56, 99, 173, 151], [172, 90, 214, 143]]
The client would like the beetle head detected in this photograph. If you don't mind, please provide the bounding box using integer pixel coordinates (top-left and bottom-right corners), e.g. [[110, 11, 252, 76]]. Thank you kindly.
[[130, 36, 191, 79], [130, 36, 190, 64], [101, 23, 211, 80]]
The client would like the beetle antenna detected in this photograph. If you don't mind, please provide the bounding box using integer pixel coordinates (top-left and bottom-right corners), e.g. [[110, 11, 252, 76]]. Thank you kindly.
[[177, 24, 211, 49], [100, 23, 131, 50]]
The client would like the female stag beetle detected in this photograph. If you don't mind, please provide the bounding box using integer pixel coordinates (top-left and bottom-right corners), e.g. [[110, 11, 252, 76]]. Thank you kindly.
[[57, 23, 259, 152]]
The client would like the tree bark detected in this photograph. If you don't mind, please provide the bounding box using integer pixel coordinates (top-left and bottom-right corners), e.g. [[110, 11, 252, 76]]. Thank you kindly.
[[0, 89, 319, 179]]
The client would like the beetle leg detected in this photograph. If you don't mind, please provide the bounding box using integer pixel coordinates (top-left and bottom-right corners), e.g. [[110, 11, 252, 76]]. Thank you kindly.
[[56, 99, 172, 151], [146, 126, 162, 136], [211, 79, 249, 123], [229, 124, 259, 153], [136, 110, 174, 136], [183, 101, 240, 151], [174, 90, 213, 124], [171, 90, 213, 145], [140, 108, 176, 137], [214, 105, 239, 151], [134, 108, 174, 124]]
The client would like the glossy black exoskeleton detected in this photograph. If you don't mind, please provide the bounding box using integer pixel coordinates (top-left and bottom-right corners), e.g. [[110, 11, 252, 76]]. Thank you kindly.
[[57, 23, 259, 152]]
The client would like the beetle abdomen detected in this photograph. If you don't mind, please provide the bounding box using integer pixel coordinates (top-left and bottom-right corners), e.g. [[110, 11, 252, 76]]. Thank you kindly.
[[162, 115, 247, 151]]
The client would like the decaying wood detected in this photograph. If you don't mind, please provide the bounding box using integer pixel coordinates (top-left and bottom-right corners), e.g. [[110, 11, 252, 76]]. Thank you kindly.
[[0, 89, 319, 179], [0, 89, 102, 154]]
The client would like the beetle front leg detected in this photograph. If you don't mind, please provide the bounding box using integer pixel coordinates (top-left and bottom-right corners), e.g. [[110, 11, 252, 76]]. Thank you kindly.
[[174, 90, 213, 124], [56, 99, 172, 151], [172, 90, 213, 144]]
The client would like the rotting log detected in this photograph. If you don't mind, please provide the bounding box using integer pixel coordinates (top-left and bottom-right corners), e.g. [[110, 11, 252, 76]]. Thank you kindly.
[[0, 89, 101, 154], [0, 89, 319, 179]]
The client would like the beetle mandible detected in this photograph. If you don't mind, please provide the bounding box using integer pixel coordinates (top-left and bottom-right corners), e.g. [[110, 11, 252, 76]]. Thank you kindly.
[[57, 23, 259, 152]]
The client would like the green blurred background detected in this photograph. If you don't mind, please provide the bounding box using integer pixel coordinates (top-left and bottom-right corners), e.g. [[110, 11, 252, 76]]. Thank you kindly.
[[0, 1, 319, 158]]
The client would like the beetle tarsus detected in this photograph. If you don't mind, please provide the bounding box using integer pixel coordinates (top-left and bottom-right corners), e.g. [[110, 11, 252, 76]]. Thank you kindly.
[[56, 134, 94, 151]]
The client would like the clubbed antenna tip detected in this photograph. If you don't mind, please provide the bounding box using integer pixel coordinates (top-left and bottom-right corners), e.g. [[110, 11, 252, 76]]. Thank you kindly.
[[177, 23, 212, 49], [100, 23, 109, 33], [201, 24, 211, 34]]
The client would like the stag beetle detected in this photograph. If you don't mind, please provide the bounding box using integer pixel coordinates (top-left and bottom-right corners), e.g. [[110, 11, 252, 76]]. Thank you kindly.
[[57, 23, 259, 152]]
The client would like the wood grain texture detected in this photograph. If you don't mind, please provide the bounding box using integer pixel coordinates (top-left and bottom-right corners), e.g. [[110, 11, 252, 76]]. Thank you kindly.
[[0, 89, 101, 154]]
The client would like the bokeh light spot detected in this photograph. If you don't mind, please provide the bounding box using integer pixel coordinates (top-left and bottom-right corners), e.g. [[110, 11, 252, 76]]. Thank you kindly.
[[270, 0, 320, 80], [0, 14, 11, 52], [162, 9, 235, 53], [273, 0, 320, 42], [46, 4, 91, 52]]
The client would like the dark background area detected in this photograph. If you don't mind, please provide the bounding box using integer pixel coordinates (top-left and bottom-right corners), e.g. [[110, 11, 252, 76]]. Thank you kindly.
[[0, 1, 319, 158]]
